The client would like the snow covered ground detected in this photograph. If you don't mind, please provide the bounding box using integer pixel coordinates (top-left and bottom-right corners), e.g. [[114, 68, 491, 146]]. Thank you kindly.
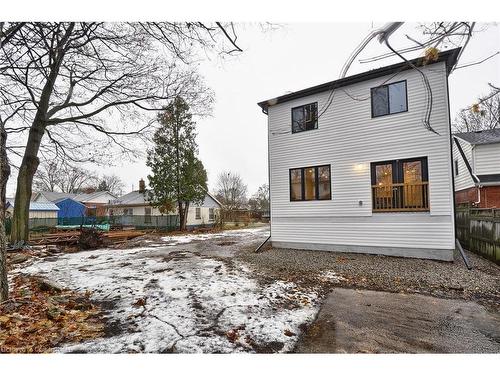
[[18, 227, 322, 353]]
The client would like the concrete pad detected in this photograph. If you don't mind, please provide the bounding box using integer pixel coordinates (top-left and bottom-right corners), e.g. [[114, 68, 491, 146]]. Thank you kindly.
[[295, 288, 500, 353]]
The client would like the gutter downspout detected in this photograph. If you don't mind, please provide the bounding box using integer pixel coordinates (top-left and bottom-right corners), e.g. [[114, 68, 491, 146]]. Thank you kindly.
[[470, 146, 482, 207], [255, 103, 271, 253], [475, 184, 482, 207]]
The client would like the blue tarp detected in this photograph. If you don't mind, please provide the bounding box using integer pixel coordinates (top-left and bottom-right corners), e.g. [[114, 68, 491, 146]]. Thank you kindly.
[[54, 197, 86, 221]]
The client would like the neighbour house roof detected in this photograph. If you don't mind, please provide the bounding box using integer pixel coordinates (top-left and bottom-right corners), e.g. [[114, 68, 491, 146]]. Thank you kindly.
[[108, 190, 150, 207], [73, 191, 116, 203], [6, 199, 59, 211], [453, 128, 500, 145], [34, 190, 116, 204], [257, 48, 461, 113], [35, 191, 76, 202], [477, 174, 500, 184], [53, 197, 86, 207], [206, 192, 222, 207]]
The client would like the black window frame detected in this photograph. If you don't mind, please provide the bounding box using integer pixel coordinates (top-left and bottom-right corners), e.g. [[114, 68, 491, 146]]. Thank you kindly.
[[454, 159, 459, 176], [208, 207, 214, 221], [370, 156, 429, 212], [195, 207, 201, 220], [289, 164, 331, 201], [370, 80, 408, 118], [291, 102, 318, 134]]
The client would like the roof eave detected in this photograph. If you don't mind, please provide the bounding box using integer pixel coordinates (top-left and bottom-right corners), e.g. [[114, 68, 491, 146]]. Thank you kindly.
[[257, 47, 461, 113]]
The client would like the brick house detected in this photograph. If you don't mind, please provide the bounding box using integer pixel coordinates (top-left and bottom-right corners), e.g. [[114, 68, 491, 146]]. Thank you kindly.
[[453, 129, 500, 208]]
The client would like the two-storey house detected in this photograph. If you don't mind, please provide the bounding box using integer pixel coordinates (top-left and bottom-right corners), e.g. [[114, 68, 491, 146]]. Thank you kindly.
[[258, 48, 461, 261]]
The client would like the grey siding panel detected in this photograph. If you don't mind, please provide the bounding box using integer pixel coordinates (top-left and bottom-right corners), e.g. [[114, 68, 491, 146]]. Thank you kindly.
[[268, 62, 455, 252], [474, 143, 500, 176]]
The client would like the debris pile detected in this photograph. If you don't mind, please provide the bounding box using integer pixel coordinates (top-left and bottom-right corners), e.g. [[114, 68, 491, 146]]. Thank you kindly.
[[78, 227, 104, 250]]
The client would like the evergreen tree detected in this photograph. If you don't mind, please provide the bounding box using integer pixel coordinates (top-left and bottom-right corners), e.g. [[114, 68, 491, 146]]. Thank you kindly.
[[147, 97, 208, 230]]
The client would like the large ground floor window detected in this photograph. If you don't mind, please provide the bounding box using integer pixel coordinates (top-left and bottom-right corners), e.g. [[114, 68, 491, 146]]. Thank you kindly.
[[371, 157, 429, 212], [289, 165, 331, 201]]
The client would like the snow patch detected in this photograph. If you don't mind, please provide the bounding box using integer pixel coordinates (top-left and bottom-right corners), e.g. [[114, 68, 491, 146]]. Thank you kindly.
[[18, 228, 318, 353], [319, 270, 347, 283], [161, 227, 267, 246]]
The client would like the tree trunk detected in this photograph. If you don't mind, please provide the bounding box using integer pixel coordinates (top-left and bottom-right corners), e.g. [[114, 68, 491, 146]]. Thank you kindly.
[[182, 201, 189, 231], [0, 122, 10, 301], [10, 22, 75, 245], [178, 201, 184, 231], [10, 123, 45, 244]]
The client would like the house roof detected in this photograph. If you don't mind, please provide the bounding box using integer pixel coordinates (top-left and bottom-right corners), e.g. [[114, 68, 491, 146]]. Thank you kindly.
[[53, 197, 86, 207], [477, 174, 500, 185], [453, 128, 500, 145], [206, 192, 222, 207], [36, 191, 76, 202], [6, 199, 59, 211], [34, 190, 116, 203], [109, 190, 149, 206], [73, 191, 116, 202], [257, 48, 461, 113]]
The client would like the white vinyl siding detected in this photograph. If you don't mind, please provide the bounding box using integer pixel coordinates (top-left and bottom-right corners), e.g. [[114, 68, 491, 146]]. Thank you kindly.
[[267, 62, 455, 252], [452, 137, 476, 191], [473, 143, 500, 176]]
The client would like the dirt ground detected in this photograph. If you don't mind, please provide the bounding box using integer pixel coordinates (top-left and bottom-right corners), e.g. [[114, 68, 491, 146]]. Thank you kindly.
[[10, 224, 500, 353]]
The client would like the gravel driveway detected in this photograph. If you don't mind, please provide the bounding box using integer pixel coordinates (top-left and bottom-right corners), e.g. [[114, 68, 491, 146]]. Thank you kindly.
[[241, 241, 500, 307]]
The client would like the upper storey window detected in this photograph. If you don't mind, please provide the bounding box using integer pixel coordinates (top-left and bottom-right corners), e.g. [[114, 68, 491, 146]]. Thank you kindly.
[[292, 102, 318, 133], [371, 81, 407, 117]]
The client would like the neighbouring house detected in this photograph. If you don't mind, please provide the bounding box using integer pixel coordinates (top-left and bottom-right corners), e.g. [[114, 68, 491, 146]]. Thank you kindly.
[[258, 48, 461, 261], [453, 128, 500, 208], [32, 190, 117, 217], [106, 179, 222, 229], [5, 199, 59, 220]]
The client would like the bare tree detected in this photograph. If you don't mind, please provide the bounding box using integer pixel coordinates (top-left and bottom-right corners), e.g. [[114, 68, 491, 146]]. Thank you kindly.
[[248, 183, 269, 212], [454, 85, 500, 132], [33, 160, 62, 192], [0, 122, 9, 302], [214, 171, 248, 211], [96, 174, 124, 196], [0, 22, 23, 301], [326, 22, 498, 136], [33, 159, 97, 193], [0, 22, 246, 243]]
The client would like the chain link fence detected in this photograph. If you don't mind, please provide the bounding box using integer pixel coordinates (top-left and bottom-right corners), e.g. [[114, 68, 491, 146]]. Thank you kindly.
[[5, 214, 180, 234]]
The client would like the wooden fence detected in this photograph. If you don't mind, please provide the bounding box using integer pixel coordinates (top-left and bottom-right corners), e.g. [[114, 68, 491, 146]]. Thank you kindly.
[[220, 209, 270, 225], [456, 207, 500, 264]]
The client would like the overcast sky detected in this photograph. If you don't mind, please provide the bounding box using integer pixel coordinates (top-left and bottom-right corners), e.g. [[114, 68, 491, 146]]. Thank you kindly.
[[6, 22, 500, 197]]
